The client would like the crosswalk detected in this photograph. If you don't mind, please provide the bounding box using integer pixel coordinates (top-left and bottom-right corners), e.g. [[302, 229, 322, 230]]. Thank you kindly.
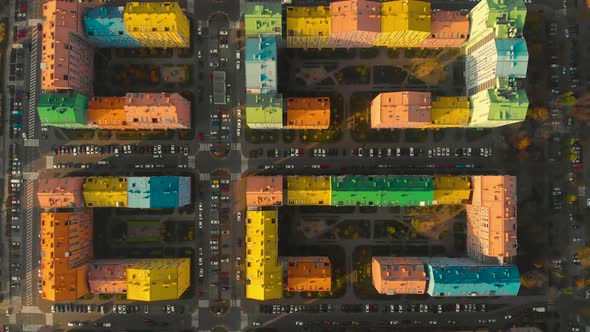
[[24, 180, 34, 306], [199, 173, 210, 181], [27, 28, 39, 139], [230, 173, 241, 180], [198, 300, 209, 308], [188, 156, 196, 168], [230, 299, 241, 307], [199, 143, 211, 151], [231, 143, 241, 151]]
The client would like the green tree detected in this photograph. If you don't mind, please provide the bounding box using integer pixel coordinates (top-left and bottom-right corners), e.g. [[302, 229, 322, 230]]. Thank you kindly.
[[557, 91, 577, 107]]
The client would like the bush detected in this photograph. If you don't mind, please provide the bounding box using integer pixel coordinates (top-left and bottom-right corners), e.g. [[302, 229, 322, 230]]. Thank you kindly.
[[98, 293, 113, 300]]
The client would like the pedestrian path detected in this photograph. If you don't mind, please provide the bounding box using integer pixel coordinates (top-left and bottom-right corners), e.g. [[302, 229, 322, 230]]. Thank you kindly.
[[199, 143, 211, 151], [188, 155, 196, 168], [198, 300, 209, 308], [199, 173, 210, 181], [231, 299, 241, 307], [231, 143, 241, 151], [230, 173, 241, 180], [24, 180, 34, 306], [28, 29, 40, 139]]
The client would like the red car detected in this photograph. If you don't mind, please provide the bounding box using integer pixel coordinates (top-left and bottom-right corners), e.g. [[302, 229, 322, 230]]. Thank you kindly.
[[198, 132, 204, 141], [320, 164, 330, 169]]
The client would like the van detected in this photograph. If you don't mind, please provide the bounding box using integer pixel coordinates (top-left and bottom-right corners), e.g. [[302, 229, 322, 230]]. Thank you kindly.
[[532, 307, 545, 312], [114, 148, 119, 156], [11, 179, 22, 184], [11, 276, 21, 281], [97, 160, 109, 165]]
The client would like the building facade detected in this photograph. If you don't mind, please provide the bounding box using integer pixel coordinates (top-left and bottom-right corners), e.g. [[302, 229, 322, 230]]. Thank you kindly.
[[286, 257, 331, 292], [246, 176, 284, 207], [41, 210, 94, 301], [37, 177, 86, 209], [124, 2, 190, 48], [371, 257, 427, 295], [370, 92, 432, 129], [329, 0, 381, 48], [84, 6, 141, 48], [245, 93, 283, 129], [245, 210, 283, 300], [466, 175, 517, 264], [126, 258, 191, 301], [88, 259, 140, 294], [41, 0, 94, 96], [422, 257, 520, 296], [37, 92, 89, 129], [286, 97, 330, 129]]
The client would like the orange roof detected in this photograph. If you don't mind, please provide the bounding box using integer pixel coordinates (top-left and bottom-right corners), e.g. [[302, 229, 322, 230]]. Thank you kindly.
[[246, 176, 283, 207], [371, 257, 427, 295], [424, 11, 469, 46], [286, 97, 330, 129], [287, 256, 331, 292], [37, 177, 85, 209], [41, 210, 93, 301], [370, 91, 431, 128], [87, 96, 126, 128], [330, 0, 381, 34], [467, 176, 517, 261], [88, 259, 140, 294]]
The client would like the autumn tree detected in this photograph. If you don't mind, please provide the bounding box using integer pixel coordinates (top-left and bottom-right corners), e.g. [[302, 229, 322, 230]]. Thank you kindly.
[[507, 133, 532, 151], [528, 107, 550, 121], [557, 91, 577, 107], [576, 246, 590, 268], [520, 270, 546, 288]]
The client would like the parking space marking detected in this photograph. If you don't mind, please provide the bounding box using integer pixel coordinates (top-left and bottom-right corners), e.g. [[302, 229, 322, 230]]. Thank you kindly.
[[200, 173, 211, 181]]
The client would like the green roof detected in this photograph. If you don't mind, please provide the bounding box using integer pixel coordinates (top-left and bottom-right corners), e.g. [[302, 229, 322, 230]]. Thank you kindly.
[[37, 92, 89, 128], [245, 2, 282, 35], [487, 78, 529, 122], [486, 0, 527, 38], [331, 175, 434, 207], [246, 93, 283, 129]]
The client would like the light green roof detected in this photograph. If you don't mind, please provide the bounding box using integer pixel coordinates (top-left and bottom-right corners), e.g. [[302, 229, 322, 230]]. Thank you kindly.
[[487, 78, 528, 122], [486, 0, 527, 38], [37, 92, 89, 128], [245, 2, 282, 35], [246, 93, 283, 128]]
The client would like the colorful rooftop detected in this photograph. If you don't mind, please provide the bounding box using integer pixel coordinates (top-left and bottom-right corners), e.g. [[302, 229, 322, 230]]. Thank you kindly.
[[286, 6, 331, 48], [88, 259, 140, 294], [422, 257, 520, 297], [376, 0, 431, 47], [244, 2, 282, 35], [245, 210, 283, 300], [41, 210, 94, 301], [87, 96, 126, 129], [245, 36, 278, 94], [37, 177, 86, 209], [286, 257, 332, 292], [432, 176, 472, 204], [287, 176, 332, 206], [37, 92, 89, 129], [83, 177, 128, 208], [420, 10, 469, 48], [123, 92, 191, 129], [370, 92, 432, 129], [83, 6, 141, 47], [371, 257, 427, 295], [468, 78, 528, 127], [494, 39, 529, 78], [123, 2, 190, 48], [286, 97, 331, 129], [245, 93, 283, 129], [126, 258, 191, 301], [246, 176, 284, 207], [429, 96, 471, 127]]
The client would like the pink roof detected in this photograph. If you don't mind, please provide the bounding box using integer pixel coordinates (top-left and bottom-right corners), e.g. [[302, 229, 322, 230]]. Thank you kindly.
[[420, 11, 469, 48], [246, 176, 283, 207], [124, 92, 191, 129], [37, 177, 85, 208], [467, 176, 517, 260], [371, 91, 432, 128], [88, 259, 140, 294], [371, 257, 427, 295], [330, 0, 381, 34]]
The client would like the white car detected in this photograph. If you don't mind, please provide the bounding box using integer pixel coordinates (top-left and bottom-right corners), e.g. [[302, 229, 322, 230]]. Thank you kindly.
[[236, 60, 240, 70], [296, 322, 304, 326], [219, 30, 228, 36], [211, 220, 220, 225], [220, 44, 229, 48]]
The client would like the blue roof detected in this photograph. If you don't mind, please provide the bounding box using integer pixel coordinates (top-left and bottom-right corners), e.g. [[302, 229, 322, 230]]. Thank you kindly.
[[127, 177, 151, 209], [422, 257, 520, 297], [245, 36, 277, 62], [495, 38, 528, 79], [83, 6, 141, 48], [149, 177, 179, 209]]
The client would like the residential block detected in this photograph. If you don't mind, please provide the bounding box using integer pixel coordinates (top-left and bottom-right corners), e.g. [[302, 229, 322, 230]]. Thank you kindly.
[[245, 211, 283, 300], [286, 97, 330, 130], [83, 177, 128, 208], [84, 6, 141, 47], [245, 93, 283, 129], [432, 176, 472, 205], [126, 258, 191, 301], [419, 11, 469, 48], [468, 77, 528, 127], [329, 0, 381, 48], [124, 2, 190, 48], [286, 6, 331, 48], [375, 0, 431, 47], [88, 259, 140, 294], [428, 96, 471, 128], [245, 36, 278, 94], [286, 257, 331, 292], [41, 210, 94, 301], [245, 3, 282, 36], [87, 96, 127, 129], [123, 93, 191, 130], [246, 176, 284, 207], [370, 92, 432, 129], [37, 177, 86, 209], [37, 92, 89, 129], [371, 257, 427, 295], [287, 176, 332, 206]]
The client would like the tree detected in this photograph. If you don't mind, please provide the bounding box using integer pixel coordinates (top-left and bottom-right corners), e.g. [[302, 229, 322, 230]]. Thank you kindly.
[[520, 270, 546, 288], [557, 91, 577, 107], [576, 246, 590, 268], [528, 107, 550, 121], [507, 133, 531, 151]]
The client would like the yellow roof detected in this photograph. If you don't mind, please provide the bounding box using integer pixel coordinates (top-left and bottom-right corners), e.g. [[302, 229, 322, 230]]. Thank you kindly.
[[82, 177, 128, 207], [433, 176, 472, 204], [286, 6, 331, 38], [126, 258, 190, 302], [381, 0, 431, 33], [429, 96, 471, 127], [245, 211, 283, 300], [287, 176, 332, 206]]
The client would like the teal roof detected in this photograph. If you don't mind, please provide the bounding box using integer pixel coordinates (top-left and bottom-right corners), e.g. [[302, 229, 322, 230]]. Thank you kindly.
[[495, 39, 528, 78], [423, 257, 521, 297], [245, 36, 277, 93]]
